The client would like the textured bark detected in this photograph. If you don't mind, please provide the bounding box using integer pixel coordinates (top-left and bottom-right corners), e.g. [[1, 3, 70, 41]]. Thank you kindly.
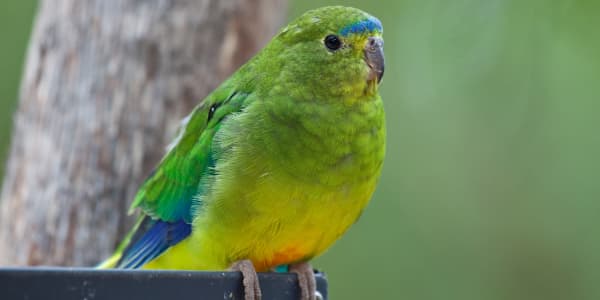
[[0, 0, 286, 266]]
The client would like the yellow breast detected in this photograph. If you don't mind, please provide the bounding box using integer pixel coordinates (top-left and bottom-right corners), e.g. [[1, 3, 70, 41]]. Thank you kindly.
[[142, 172, 377, 271]]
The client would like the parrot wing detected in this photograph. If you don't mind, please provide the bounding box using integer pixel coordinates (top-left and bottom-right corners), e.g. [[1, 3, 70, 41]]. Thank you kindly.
[[112, 86, 249, 268]]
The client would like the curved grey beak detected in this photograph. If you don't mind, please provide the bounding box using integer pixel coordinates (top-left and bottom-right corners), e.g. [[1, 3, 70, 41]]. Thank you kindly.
[[364, 36, 385, 83]]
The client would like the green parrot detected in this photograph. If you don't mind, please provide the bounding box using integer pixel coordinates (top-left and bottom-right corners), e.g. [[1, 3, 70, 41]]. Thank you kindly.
[[100, 6, 385, 300]]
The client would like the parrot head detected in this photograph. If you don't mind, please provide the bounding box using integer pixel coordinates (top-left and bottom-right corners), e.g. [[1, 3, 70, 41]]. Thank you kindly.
[[264, 6, 385, 98]]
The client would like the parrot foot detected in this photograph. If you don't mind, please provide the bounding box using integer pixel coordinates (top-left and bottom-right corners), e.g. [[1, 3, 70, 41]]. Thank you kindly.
[[230, 259, 262, 300], [289, 262, 317, 300]]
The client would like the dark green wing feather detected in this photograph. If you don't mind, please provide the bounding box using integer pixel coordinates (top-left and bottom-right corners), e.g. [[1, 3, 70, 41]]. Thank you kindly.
[[129, 86, 248, 222]]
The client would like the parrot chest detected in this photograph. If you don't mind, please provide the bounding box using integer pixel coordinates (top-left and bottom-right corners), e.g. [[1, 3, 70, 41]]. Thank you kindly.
[[197, 169, 379, 272], [188, 96, 385, 271]]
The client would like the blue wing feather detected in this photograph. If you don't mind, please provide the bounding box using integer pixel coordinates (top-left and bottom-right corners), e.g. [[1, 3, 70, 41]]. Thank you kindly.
[[117, 217, 191, 269]]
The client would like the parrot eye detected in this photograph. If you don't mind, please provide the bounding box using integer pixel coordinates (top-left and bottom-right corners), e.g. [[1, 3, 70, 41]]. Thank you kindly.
[[208, 103, 220, 122], [324, 34, 342, 51]]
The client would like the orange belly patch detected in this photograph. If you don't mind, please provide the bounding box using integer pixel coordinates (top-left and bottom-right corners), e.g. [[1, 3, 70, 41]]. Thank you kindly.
[[253, 245, 312, 272]]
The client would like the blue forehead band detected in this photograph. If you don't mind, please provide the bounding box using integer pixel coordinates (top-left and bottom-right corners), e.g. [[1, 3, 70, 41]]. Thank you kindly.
[[339, 17, 383, 36]]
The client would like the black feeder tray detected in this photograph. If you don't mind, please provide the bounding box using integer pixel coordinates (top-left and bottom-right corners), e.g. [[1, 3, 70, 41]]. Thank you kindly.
[[0, 267, 328, 300]]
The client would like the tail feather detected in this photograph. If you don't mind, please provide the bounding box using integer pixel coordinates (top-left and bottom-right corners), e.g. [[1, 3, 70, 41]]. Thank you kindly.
[[96, 252, 122, 269], [96, 215, 145, 269]]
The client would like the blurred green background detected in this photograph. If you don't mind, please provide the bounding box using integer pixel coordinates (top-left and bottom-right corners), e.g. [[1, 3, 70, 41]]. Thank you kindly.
[[2, 1, 600, 299], [0, 1, 37, 178]]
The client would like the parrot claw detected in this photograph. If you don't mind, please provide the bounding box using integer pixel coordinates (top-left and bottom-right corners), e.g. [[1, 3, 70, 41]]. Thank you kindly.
[[290, 262, 317, 300], [230, 259, 262, 300]]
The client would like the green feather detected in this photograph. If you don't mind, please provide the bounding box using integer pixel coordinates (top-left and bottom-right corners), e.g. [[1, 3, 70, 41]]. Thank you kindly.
[[129, 82, 249, 222]]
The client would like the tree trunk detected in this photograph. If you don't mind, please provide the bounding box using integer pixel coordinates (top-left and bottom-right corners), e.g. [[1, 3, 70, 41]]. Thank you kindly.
[[0, 0, 286, 267]]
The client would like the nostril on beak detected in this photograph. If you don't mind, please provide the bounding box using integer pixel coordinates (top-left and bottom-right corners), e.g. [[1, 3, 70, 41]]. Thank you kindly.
[[367, 37, 376, 51], [366, 37, 383, 52], [368, 38, 376, 47]]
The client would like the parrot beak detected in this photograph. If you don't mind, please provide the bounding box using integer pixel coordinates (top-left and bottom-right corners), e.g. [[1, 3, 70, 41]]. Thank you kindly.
[[364, 36, 385, 84]]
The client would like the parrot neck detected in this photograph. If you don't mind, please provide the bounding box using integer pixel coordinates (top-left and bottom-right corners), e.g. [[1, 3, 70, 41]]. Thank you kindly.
[[256, 93, 385, 187]]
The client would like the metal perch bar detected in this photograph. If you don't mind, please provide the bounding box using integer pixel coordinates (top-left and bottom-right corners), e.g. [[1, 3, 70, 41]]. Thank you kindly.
[[0, 267, 328, 300]]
